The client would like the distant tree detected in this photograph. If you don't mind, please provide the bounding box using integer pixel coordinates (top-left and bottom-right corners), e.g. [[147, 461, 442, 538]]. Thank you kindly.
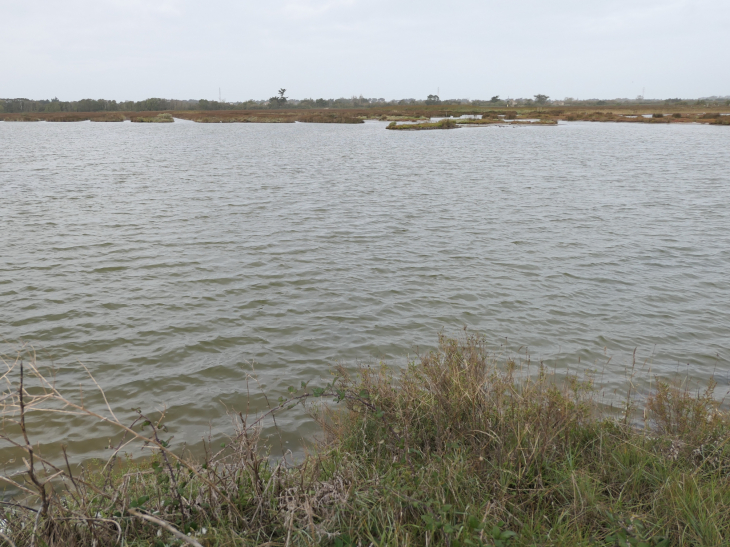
[[425, 94, 441, 105], [315, 98, 329, 107], [490, 95, 500, 103], [534, 94, 549, 105], [269, 88, 288, 108]]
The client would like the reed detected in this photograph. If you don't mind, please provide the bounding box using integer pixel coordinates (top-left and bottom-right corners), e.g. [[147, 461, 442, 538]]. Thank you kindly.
[[2, 334, 729, 546]]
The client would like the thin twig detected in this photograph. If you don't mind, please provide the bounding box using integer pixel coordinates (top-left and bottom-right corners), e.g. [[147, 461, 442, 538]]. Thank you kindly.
[[0, 500, 38, 513], [80, 362, 119, 423], [127, 508, 204, 547]]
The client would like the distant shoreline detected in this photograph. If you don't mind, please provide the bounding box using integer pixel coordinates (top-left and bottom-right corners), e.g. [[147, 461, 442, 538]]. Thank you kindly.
[[1, 106, 729, 126]]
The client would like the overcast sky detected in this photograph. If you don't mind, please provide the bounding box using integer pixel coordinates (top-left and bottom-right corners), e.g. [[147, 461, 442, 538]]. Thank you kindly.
[[3, 0, 729, 102]]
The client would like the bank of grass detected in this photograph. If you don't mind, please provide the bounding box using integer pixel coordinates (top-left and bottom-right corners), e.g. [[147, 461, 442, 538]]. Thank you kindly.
[[0, 112, 126, 122], [2, 334, 730, 546], [387, 118, 459, 130], [130, 113, 174, 123], [175, 111, 296, 123], [296, 113, 364, 124]]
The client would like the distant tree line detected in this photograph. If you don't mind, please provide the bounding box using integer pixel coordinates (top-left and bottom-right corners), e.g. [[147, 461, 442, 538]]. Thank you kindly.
[[0, 97, 202, 114], [2, 94, 728, 113]]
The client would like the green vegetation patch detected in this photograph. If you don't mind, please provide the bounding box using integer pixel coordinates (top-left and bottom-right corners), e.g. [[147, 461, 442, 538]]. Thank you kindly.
[[130, 113, 174, 123], [387, 118, 459, 130], [89, 113, 126, 122]]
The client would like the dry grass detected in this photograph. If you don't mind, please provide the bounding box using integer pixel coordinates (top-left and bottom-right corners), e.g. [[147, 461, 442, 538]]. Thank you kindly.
[[174, 111, 297, 123], [295, 113, 363, 124], [1, 335, 730, 546], [0, 112, 126, 122]]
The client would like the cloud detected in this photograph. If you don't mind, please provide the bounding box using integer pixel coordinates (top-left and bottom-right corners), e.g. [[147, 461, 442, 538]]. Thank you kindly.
[[279, 0, 357, 19], [104, 0, 184, 17]]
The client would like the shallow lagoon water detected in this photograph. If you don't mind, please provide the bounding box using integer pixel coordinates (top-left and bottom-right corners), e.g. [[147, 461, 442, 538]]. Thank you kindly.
[[1, 119, 729, 461]]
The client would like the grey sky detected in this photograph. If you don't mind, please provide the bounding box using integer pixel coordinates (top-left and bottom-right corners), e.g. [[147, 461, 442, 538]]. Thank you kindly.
[[3, 0, 728, 101]]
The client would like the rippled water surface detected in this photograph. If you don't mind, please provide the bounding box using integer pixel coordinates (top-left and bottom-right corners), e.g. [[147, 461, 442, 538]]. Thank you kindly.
[[1, 119, 729, 459]]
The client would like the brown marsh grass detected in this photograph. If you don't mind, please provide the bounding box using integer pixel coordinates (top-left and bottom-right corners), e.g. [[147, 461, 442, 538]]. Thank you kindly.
[[295, 113, 364, 124], [0, 112, 126, 122]]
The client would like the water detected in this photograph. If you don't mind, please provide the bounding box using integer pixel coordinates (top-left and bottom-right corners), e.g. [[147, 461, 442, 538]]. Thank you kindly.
[[1, 119, 729, 462]]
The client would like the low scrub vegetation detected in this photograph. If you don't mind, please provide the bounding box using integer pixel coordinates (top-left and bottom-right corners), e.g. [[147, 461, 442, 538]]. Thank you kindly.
[[130, 113, 174, 123], [387, 119, 458, 131], [2, 334, 729, 546]]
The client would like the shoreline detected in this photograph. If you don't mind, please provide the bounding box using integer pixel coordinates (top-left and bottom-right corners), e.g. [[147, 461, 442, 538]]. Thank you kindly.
[[2, 334, 729, 546]]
